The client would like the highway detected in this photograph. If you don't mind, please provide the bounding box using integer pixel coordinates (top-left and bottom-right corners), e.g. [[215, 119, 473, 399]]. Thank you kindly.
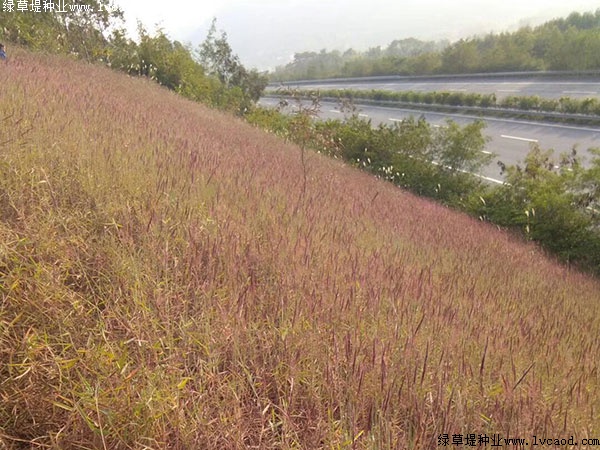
[[258, 96, 600, 182], [272, 75, 600, 100]]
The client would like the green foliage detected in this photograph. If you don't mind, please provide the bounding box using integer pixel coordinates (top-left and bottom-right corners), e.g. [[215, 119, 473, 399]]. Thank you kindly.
[[198, 18, 268, 105], [441, 39, 480, 73], [0, 10, 267, 115], [0, 1, 123, 61], [198, 18, 242, 87], [255, 92, 600, 274], [246, 106, 291, 137], [272, 39, 447, 80], [433, 120, 491, 173], [108, 22, 266, 113], [473, 145, 600, 272], [266, 93, 491, 207], [271, 9, 600, 80], [306, 87, 600, 117]]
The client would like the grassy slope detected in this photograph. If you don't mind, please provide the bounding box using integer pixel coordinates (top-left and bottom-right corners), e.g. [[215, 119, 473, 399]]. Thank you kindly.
[[1, 49, 600, 449]]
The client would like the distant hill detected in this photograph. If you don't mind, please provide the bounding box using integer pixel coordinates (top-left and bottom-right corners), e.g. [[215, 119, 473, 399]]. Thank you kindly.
[[2, 48, 600, 448], [272, 9, 600, 80]]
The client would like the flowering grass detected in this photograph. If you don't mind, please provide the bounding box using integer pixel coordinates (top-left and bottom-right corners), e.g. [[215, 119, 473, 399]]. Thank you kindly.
[[1, 49, 600, 449]]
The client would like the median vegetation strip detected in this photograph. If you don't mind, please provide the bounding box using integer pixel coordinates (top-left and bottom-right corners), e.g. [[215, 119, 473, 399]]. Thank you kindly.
[[265, 87, 600, 125]]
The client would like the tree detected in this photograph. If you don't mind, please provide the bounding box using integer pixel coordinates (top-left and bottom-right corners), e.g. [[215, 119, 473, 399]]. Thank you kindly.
[[198, 19, 268, 105], [441, 39, 480, 73], [198, 18, 241, 87], [0, 0, 123, 61], [58, 0, 124, 61], [475, 145, 600, 272], [433, 120, 491, 174]]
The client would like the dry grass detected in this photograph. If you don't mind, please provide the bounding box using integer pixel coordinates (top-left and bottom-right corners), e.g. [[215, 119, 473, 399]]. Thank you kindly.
[[1, 49, 600, 449]]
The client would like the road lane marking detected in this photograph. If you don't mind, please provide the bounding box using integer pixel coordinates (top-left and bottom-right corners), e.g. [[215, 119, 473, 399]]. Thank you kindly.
[[500, 135, 539, 143], [375, 106, 600, 132], [481, 150, 493, 155], [406, 154, 506, 185], [313, 101, 600, 132], [473, 174, 504, 184], [563, 90, 597, 95], [432, 161, 505, 184], [475, 174, 504, 184], [328, 110, 370, 118]]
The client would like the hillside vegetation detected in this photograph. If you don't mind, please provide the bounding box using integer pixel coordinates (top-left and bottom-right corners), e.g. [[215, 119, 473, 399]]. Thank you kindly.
[[249, 92, 600, 274], [0, 7, 268, 115], [2, 50, 600, 449], [3, 5, 600, 271]]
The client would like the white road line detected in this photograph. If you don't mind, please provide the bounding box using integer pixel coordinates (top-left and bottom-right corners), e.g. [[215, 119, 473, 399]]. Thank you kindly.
[[500, 134, 539, 143], [399, 149, 505, 184], [456, 168, 504, 184], [329, 110, 342, 114], [563, 90, 598, 95], [302, 98, 600, 134], [481, 150, 493, 155], [436, 162, 505, 184], [358, 113, 369, 118], [321, 102, 597, 132], [475, 174, 504, 184]]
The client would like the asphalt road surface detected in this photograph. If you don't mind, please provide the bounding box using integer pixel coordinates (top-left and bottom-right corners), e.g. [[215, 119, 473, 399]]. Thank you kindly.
[[272, 76, 600, 100], [258, 97, 600, 182]]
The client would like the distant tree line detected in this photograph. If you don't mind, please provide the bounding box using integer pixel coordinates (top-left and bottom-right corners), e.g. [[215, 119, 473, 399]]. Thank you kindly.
[[271, 9, 600, 80], [0, 6, 268, 114], [271, 38, 448, 81]]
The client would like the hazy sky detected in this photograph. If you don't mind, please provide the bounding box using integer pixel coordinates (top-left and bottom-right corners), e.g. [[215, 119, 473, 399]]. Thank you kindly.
[[115, 0, 600, 70]]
